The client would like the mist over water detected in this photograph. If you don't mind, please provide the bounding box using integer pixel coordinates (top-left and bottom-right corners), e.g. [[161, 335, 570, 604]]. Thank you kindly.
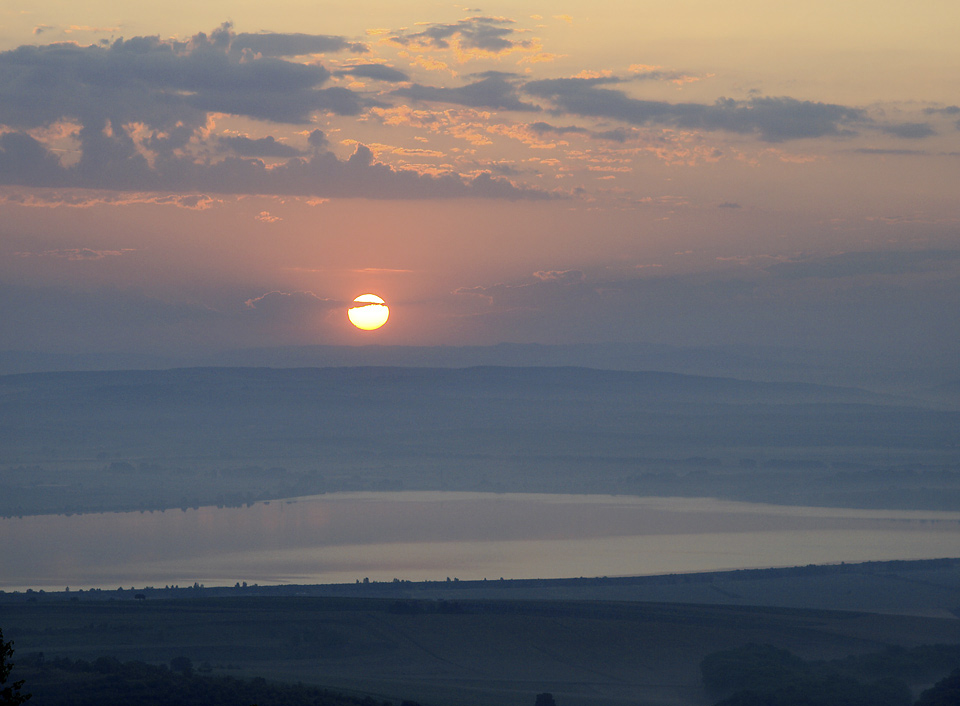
[[3, 492, 959, 591]]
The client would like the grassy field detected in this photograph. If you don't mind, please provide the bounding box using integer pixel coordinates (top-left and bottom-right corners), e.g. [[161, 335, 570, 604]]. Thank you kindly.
[[5, 593, 960, 706]]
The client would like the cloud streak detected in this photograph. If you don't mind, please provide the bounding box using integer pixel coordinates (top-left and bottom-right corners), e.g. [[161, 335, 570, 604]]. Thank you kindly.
[[244, 290, 346, 312], [335, 63, 409, 82], [230, 32, 368, 56], [15, 248, 136, 260], [394, 72, 540, 112], [522, 77, 866, 141], [764, 251, 960, 280]]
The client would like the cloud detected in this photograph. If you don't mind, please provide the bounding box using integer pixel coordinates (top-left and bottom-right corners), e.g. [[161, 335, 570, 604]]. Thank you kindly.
[[64, 25, 121, 35], [0, 132, 69, 187], [243, 290, 346, 316], [0, 23, 364, 130], [387, 16, 532, 55], [528, 121, 589, 137], [351, 267, 416, 274], [15, 248, 136, 260], [922, 106, 960, 131], [454, 269, 589, 307], [522, 77, 865, 141], [764, 250, 960, 280], [468, 160, 522, 176], [229, 32, 368, 56], [409, 54, 453, 74], [189, 86, 363, 124], [629, 66, 704, 85], [853, 148, 926, 155], [533, 269, 584, 282], [219, 135, 304, 157], [255, 210, 281, 223], [335, 63, 410, 83], [517, 51, 564, 65], [922, 106, 960, 116], [0, 188, 223, 209], [0, 131, 554, 199], [877, 122, 936, 139], [0, 25, 555, 200], [394, 72, 540, 112], [592, 128, 636, 143], [528, 120, 637, 143]]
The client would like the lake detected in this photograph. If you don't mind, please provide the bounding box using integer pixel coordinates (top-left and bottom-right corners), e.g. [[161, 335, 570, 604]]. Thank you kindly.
[[2, 492, 960, 591]]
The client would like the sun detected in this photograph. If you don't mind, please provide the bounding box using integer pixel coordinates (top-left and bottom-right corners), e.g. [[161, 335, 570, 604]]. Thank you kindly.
[[348, 294, 390, 331]]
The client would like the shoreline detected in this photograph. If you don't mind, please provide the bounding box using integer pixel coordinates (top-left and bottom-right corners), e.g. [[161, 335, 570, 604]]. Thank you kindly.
[[3, 556, 958, 610]]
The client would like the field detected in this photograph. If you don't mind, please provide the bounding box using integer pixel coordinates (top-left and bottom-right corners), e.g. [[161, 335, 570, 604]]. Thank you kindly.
[[5, 561, 960, 706]]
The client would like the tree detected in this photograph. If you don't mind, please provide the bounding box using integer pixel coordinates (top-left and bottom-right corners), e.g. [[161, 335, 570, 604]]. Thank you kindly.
[[169, 656, 194, 676], [915, 667, 960, 706], [0, 628, 30, 706], [535, 693, 556, 706]]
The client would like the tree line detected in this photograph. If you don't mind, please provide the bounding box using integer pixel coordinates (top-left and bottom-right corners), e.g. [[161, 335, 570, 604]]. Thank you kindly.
[[701, 643, 960, 706]]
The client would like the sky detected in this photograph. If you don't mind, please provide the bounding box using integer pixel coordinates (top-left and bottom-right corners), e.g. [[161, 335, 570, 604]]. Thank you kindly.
[[1, 1, 959, 359]]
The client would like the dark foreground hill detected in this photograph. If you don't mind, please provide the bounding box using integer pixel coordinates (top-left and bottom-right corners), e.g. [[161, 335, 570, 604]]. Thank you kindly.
[[5, 592, 960, 706], [2, 366, 959, 515]]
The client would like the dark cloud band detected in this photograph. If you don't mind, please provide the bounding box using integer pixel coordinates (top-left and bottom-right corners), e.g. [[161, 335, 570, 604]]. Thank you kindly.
[[523, 77, 865, 142]]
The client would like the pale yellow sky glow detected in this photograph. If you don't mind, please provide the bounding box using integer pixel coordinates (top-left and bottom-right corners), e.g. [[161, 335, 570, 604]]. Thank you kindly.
[[1, 0, 958, 355]]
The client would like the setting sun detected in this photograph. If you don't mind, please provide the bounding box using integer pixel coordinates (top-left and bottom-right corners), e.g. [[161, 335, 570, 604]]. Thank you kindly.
[[348, 294, 390, 331]]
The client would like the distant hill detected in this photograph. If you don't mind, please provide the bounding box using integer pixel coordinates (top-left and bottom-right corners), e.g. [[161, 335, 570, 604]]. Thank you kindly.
[[3, 342, 958, 396], [2, 366, 959, 516], [0, 363, 899, 405]]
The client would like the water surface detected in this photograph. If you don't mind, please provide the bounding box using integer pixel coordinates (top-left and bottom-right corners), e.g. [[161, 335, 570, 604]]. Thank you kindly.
[[3, 492, 959, 590]]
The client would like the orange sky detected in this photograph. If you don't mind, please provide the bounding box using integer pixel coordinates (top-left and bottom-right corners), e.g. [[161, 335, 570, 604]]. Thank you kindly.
[[1, 1, 958, 356]]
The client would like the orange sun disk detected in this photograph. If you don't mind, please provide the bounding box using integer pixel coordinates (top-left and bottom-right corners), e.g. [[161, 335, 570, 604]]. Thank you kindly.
[[348, 294, 390, 330]]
